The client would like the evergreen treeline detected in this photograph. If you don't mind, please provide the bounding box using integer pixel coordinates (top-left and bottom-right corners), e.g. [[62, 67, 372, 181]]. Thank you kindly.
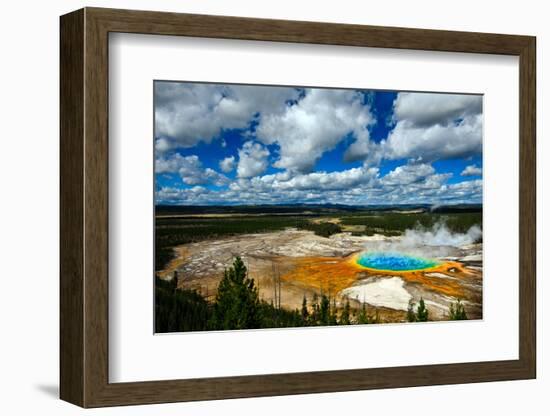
[[342, 212, 482, 236], [155, 257, 373, 332], [156, 257, 467, 332], [295, 220, 343, 238], [155, 276, 211, 332], [407, 297, 469, 322]]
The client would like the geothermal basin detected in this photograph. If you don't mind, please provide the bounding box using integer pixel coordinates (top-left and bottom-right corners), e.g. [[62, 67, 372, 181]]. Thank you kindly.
[[160, 228, 483, 322]]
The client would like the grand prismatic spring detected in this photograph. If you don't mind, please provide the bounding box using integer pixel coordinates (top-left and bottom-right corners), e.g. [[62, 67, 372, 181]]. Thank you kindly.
[[354, 252, 440, 272], [278, 249, 471, 299]]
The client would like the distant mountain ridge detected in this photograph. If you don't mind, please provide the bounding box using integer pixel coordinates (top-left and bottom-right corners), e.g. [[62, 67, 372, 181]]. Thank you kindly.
[[156, 203, 482, 215]]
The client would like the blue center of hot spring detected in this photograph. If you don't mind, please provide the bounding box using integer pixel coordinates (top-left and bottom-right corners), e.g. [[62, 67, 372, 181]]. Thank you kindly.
[[356, 252, 440, 271]]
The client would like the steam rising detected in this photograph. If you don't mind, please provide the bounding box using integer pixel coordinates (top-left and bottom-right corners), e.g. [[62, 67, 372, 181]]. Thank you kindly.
[[401, 221, 482, 248], [363, 220, 482, 258]]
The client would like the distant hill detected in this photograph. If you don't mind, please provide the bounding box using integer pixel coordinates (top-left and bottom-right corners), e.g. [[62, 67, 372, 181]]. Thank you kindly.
[[155, 203, 482, 216], [429, 204, 483, 214]]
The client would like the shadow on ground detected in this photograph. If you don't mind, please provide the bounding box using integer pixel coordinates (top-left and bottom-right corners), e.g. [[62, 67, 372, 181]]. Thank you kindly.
[[35, 384, 58, 399]]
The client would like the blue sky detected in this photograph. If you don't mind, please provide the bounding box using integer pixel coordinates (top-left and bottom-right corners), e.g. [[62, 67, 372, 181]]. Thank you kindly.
[[154, 82, 482, 206]]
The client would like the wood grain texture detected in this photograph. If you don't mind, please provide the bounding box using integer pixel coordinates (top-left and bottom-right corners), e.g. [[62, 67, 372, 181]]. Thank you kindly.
[[83, 10, 110, 406], [518, 38, 537, 376], [59, 7, 537, 408], [88, 7, 532, 54], [59, 8, 84, 407]]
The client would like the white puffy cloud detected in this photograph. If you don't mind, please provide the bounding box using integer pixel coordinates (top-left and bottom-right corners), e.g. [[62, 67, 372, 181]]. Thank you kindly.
[[156, 84, 483, 174], [237, 141, 270, 178], [219, 156, 236, 173], [155, 82, 300, 148], [175, 157, 204, 185], [461, 164, 482, 176], [155, 155, 483, 206], [156, 186, 211, 205], [256, 89, 374, 173], [203, 168, 231, 187], [344, 133, 380, 165], [155, 154, 228, 186], [156, 183, 457, 205], [381, 163, 435, 186], [154, 137, 173, 154], [442, 179, 482, 200], [372, 162, 455, 204], [393, 93, 482, 127], [227, 166, 379, 194], [272, 166, 379, 191], [155, 153, 196, 175], [382, 114, 482, 162], [380, 93, 483, 163], [156, 166, 480, 206], [154, 85, 483, 206]]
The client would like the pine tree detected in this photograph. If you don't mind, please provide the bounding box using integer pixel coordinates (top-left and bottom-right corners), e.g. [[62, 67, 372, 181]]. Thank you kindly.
[[449, 299, 468, 320], [329, 298, 338, 325], [340, 299, 351, 325], [407, 300, 417, 322], [416, 298, 429, 322], [171, 270, 178, 292], [211, 257, 261, 330], [310, 293, 320, 325], [320, 294, 330, 326], [357, 303, 370, 324], [301, 295, 309, 324]]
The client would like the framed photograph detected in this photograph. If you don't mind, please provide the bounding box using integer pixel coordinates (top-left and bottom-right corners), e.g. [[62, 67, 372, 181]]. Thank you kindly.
[[60, 7, 536, 408]]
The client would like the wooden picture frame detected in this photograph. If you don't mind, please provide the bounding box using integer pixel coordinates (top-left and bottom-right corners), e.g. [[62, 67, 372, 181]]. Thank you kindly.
[[60, 7, 536, 408]]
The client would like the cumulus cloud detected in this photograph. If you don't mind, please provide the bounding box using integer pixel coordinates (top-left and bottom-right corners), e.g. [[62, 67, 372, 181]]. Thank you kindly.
[[392, 93, 482, 127], [155, 137, 173, 154], [237, 141, 270, 178], [381, 163, 435, 186], [156, 173, 480, 206], [343, 134, 380, 165], [155, 82, 300, 148], [203, 168, 231, 187], [156, 83, 483, 172], [282, 168, 376, 191], [155, 154, 228, 186], [379, 93, 483, 163], [342, 92, 484, 166], [256, 88, 374, 173], [269, 166, 379, 192], [154, 84, 483, 206], [461, 164, 482, 176], [442, 179, 482, 201], [155, 153, 482, 206], [369, 162, 454, 205], [155, 153, 196, 175], [156, 183, 480, 206], [219, 156, 236, 173], [382, 113, 482, 162]]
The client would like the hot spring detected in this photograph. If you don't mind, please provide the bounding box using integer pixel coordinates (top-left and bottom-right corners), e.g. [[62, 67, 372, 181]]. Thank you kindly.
[[355, 252, 440, 272]]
